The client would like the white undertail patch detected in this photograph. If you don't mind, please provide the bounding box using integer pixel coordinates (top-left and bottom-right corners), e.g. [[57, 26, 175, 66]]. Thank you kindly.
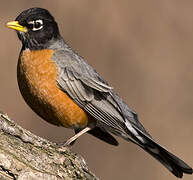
[[125, 121, 145, 143]]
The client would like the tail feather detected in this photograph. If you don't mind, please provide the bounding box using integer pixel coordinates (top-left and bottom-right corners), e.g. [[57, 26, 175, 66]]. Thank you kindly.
[[133, 126, 193, 178], [143, 143, 192, 178], [88, 127, 119, 146]]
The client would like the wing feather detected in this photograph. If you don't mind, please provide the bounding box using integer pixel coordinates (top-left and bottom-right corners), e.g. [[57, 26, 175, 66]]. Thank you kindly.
[[53, 49, 150, 139]]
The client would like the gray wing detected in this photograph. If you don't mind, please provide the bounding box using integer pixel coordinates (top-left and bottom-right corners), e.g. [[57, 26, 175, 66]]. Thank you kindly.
[[52, 49, 150, 139]]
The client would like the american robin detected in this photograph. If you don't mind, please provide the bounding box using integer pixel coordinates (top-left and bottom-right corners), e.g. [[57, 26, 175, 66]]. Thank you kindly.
[[6, 7, 192, 178]]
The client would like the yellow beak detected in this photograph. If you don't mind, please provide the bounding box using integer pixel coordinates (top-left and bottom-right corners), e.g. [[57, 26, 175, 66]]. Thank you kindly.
[[6, 21, 28, 32]]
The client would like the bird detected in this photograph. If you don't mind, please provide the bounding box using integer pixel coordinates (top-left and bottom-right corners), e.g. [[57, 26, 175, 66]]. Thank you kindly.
[[6, 7, 192, 178]]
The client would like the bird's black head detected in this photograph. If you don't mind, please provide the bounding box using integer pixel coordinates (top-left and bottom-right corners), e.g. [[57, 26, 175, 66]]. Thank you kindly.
[[7, 8, 60, 50]]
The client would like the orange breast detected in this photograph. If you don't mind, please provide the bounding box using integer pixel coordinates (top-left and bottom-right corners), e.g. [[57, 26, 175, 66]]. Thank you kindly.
[[17, 49, 89, 128]]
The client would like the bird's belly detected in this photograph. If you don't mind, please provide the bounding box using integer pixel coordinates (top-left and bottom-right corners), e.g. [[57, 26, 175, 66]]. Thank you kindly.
[[17, 49, 89, 128]]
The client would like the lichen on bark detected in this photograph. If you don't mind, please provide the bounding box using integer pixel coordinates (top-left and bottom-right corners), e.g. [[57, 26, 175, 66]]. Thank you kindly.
[[0, 111, 98, 180]]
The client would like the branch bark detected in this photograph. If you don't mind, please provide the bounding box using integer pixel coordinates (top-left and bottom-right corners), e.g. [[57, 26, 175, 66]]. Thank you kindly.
[[0, 111, 98, 180]]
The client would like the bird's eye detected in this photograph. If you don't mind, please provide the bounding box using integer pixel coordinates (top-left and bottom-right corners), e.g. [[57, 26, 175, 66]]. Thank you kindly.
[[28, 20, 43, 31]]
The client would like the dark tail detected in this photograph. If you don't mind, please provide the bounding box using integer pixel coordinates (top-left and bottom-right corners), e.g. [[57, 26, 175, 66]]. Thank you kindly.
[[132, 127, 193, 178], [88, 127, 119, 146]]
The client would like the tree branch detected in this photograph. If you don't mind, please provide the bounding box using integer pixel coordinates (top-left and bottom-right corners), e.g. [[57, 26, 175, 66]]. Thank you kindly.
[[0, 111, 98, 180]]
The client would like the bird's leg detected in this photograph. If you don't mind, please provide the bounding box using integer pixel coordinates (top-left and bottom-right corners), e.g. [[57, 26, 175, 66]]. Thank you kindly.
[[58, 126, 92, 148]]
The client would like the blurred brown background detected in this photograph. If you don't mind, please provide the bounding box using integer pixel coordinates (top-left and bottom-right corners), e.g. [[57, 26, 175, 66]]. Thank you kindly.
[[1, 0, 193, 179]]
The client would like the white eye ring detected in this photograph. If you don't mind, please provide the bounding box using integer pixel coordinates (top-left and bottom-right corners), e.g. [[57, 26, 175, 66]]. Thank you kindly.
[[28, 19, 43, 31]]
